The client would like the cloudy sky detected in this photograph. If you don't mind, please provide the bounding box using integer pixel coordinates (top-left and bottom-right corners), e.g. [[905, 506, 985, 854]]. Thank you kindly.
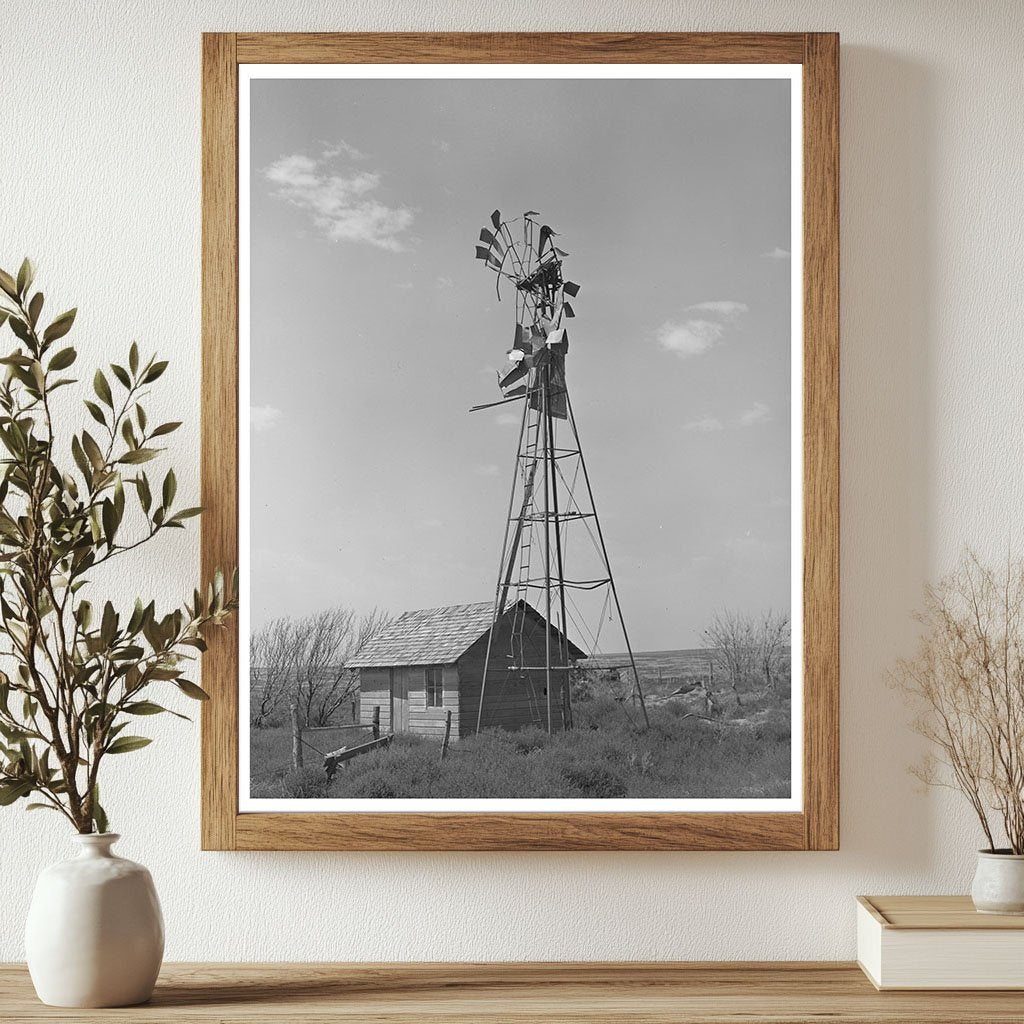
[[247, 75, 793, 652]]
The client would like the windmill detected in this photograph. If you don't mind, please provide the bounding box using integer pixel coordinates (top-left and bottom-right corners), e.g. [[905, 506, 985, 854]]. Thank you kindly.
[[471, 209, 649, 735]]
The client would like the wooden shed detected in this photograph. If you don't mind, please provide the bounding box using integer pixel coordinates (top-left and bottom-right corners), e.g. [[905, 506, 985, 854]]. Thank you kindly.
[[348, 600, 587, 739]]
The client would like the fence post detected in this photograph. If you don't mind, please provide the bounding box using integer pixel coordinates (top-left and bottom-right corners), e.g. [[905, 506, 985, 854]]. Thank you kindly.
[[290, 699, 303, 770], [440, 709, 452, 763], [372, 705, 380, 740]]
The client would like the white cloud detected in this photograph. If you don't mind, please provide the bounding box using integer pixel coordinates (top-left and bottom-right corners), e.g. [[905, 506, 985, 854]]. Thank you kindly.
[[738, 401, 772, 426], [263, 146, 413, 252], [250, 405, 282, 432], [657, 319, 724, 358], [682, 416, 724, 433], [495, 411, 521, 428], [322, 140, 367, 161], [657, 300, 748, 359], [686, 300, 749, 319], [436, 275, 453, 288], [762, 247, 790, 260], [475, 464, 499, 477]]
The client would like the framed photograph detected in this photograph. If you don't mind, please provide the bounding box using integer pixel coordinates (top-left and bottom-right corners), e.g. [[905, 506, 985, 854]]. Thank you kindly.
[[201, 32, 838, 851]]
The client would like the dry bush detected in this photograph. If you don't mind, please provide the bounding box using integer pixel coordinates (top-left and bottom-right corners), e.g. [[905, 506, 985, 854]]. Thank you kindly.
[[895, 551, 1024, 853]]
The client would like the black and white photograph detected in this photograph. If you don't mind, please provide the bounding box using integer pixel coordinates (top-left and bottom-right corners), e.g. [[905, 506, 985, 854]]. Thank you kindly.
[[240, 65, 802, 810]]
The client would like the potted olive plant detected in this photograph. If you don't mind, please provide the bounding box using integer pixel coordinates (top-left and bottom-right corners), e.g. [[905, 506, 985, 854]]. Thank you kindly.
[[896, 551, 1024, 913], [0, 260, 235, 1006]]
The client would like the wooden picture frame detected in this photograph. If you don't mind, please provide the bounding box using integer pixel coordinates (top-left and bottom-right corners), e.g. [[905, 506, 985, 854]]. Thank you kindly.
[[201, 32, 839, 851]]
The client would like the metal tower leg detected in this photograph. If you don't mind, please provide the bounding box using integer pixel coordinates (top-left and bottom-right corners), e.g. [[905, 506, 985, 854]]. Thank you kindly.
[[565, 393, 650, 730]]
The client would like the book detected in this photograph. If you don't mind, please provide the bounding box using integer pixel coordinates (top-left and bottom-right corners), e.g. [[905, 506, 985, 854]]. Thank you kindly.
[[857, 895, 1024, 989]]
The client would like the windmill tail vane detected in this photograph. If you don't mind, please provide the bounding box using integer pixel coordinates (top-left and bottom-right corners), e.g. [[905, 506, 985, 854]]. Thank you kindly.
[[470, 208, 650, 738]]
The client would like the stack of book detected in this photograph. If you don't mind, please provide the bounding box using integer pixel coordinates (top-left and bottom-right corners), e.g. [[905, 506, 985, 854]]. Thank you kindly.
[[857, 895, 1024, 989]]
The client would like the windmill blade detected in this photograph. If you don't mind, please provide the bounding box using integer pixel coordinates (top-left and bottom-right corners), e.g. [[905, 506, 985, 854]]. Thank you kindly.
[[563, 301, 575, 318], [475, 245, 503, 272], [562, 281, 580, 298], [512, 324, 531, 354], [538, 225, 553, 255], [524, 210, 539, 218], [479, 228, 505, 256], [491, 209, 502, 230], [547, 327, 569, 353], [499, 362, 529, 390]]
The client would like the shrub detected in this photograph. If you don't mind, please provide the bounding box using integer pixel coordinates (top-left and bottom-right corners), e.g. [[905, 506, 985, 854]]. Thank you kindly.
[[563, 763, 628, 798], [282, 766, 330, 799]]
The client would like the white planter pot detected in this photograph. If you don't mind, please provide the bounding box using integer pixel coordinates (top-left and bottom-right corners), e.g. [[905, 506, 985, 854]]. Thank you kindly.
[[25, 833, 164, 1007], [971, 850, 1024, 915]]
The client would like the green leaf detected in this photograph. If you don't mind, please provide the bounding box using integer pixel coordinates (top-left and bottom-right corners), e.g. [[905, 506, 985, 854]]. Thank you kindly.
[[142, 360, 168, 383], [93, 369, 113, 408], [91, 785, 108, 834], [124, 700, 188, 722], [118, 448, 158, 465], [43, 308, 76, 344], [83, 400, 106, 427], [121, 418, 137, 450], [136, 473, 152, 513], [16, 258, 34, 298], [101, 498, 117, 546], [9, 317, 31, 344], [105, 735, 152, 755], [129, 342, 139, 375], [48, 346, 77, 371], [162, 468, 176, 508], [175, 679, 210, 701], [0, 779, 33, 805], [100, 601, 117, 647], [150, 422, 181, 438], [81, 431, 105, 471], [168, 507, 202, 524], [110, 363, 131, 388], [71, 435, 92, 482], [27, 292, 43, 328], [26, 802, 61, 813], [0, 269, 18, 301], [76, 600, 93, 630]]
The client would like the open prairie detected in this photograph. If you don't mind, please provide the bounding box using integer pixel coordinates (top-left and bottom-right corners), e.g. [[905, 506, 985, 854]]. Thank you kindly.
[[250, 648, 792, 801]]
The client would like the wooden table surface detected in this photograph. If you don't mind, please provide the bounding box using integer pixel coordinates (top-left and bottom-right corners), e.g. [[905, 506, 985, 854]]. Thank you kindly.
[[3, 962, 1024, 1023]]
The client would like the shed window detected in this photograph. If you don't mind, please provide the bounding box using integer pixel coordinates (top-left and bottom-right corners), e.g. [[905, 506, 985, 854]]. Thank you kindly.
[[425, 666, 443, 708]]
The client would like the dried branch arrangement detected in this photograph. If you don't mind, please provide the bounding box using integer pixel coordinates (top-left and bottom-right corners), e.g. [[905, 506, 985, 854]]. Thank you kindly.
[[896, 552, 1024, 853], [0, 259, 235, 833]]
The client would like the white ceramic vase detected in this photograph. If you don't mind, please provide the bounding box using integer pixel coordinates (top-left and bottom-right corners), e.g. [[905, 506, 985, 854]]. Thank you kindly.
[[25, 833, 164, 1007], [971, 850, 1024, 914]]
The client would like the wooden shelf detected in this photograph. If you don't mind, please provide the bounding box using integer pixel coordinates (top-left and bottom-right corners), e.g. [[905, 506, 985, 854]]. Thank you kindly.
[[3, 962, 1024, 1022]]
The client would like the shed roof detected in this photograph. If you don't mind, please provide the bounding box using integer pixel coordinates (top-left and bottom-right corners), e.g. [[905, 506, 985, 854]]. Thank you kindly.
[[348, 600, 587, 668]]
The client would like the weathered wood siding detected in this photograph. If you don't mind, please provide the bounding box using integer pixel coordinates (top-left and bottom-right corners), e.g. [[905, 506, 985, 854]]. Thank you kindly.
[[456, 613, 570, 737], [357, 668, 392, 733], [358, 665, 460, 738]]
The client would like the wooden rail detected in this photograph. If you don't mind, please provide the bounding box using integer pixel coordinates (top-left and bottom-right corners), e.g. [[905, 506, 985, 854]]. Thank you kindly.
[[323, 734, 392, 778]]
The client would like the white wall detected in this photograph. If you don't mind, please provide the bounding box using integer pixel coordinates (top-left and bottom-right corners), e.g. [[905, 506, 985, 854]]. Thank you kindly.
[[2, 0, 1022, 961]]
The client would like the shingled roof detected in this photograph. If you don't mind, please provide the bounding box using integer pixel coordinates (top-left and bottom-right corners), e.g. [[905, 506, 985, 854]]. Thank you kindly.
[[348, 600, 587, 668]]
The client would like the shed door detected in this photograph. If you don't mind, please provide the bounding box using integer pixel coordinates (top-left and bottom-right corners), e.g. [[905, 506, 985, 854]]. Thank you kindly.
[[390, 668, 409, 732]]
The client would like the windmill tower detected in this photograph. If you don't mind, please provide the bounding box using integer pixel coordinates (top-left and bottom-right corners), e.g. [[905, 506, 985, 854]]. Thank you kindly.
[[472, 209, 649, 735]]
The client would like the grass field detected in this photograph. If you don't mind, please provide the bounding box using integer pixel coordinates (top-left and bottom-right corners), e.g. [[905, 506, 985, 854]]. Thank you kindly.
[[250, 649, 791, 801]]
